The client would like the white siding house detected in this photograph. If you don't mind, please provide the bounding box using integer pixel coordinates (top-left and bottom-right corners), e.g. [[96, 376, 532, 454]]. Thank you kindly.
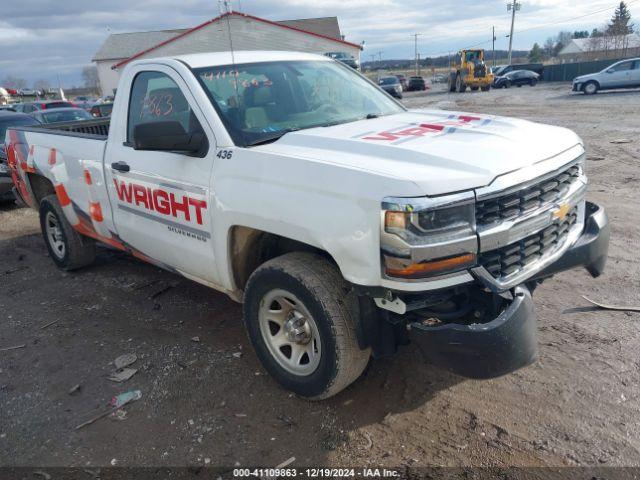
[[93, 13, 361, 95], [558, 33, 640, 63]]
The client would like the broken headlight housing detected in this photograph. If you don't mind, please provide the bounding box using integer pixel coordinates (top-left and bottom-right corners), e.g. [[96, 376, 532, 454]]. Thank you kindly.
[[381, 192, 478, 279]]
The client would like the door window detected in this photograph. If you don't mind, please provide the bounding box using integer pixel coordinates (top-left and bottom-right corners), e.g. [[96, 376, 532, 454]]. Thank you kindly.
[[611, 61, 633, 72], [128, 71, 204, 144]]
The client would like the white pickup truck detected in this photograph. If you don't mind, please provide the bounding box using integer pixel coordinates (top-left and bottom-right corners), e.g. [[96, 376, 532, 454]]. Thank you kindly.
[[6, 51, 609, 399]]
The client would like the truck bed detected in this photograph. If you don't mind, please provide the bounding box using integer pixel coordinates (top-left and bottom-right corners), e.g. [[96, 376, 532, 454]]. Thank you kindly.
[[22, 118, 110, 139]]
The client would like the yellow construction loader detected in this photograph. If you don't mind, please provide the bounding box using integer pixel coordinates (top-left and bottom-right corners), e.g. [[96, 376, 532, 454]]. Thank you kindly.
[[448, 49, 493, 93]]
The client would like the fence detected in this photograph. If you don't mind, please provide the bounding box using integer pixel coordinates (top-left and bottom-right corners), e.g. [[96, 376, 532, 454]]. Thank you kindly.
[[542, 57, 630, 82]]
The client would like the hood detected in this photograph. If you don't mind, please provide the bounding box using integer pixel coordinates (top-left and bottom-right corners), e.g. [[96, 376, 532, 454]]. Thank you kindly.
[[257, 110, 583, 196], [574, 72, 599, 82]]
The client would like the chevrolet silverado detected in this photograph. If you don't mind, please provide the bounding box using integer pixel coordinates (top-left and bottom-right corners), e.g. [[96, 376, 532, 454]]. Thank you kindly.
[[6, 51, 610, 399]]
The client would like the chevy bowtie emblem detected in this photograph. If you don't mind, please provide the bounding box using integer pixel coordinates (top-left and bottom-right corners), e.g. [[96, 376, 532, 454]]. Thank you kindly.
[[553, 203, 571, 220]]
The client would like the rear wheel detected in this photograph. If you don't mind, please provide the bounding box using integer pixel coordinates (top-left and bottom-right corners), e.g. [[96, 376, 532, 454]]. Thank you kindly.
[[481, 85, 491, 92], [39, 194, 96, 270], [243, 252, 371, 400], [583, 81, 599, 95], [530, 79, 538, 87]]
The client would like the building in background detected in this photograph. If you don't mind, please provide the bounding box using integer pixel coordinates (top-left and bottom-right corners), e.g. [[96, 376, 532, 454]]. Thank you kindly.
[[558, 33, 640, 63], [93, 12, 362, 94]]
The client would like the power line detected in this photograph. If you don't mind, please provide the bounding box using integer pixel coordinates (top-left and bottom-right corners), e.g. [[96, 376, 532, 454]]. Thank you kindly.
[[421, 0, 640, 61]]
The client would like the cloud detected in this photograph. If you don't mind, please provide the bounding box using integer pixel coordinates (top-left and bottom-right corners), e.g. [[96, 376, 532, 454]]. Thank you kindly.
[[0, 0, 631, 87]]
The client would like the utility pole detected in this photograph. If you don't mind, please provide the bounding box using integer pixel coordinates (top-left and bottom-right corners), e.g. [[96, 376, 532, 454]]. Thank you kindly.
[[412, 33, 422, 75], [507, 0, 521, 65], [492, 26, 496, 67]]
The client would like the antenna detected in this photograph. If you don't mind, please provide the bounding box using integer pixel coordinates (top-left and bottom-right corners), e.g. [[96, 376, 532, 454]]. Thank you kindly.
[[221, 0, 240, 103]]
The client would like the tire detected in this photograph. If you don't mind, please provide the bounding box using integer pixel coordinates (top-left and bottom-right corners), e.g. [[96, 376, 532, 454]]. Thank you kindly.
[[470, 86, 479, 91], [448, 75, 456, 92], [530, 79, 538, 87], [505, 81, 511, 89], [243, 252, 371, 400], [39, 194, 96, 270], [456, 75, 467, 93], [481, 85, 491, 92], [583, 81, 599, 95]]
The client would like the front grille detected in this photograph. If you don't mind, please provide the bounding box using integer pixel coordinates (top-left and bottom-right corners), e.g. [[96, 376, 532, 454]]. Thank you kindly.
[[476, 164, 581, 227], [479, 206, 579, 279]]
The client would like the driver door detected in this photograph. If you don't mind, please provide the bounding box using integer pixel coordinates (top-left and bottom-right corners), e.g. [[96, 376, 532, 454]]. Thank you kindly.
[[104, 66, 218, 283]]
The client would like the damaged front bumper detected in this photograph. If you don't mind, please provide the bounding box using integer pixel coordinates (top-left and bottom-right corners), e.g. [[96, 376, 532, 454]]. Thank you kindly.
[[408, 201, 610, 379]]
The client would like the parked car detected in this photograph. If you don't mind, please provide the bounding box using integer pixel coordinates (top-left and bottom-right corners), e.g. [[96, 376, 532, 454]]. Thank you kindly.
[[432, 73, 448, 84], [324, 52, 359, 69], [90, 102, 114, 118], [572, 58, 640, 95], [493, 63, 544, 77], [0, 111, 40, 201], [31, 107, 93, 124], [494, 70, 540, 88], [13, 100, 76, 114], [6, 51, 610, 399], [0, 105, 17, 112], [407, 76, 427, 91], [74, 96, 98, 111], [395, 74, 408, 90], [378, 76, 403, 98]]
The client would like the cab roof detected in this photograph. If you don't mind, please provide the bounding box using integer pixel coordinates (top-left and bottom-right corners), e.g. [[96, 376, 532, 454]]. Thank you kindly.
[[131, 50, 332, 69]]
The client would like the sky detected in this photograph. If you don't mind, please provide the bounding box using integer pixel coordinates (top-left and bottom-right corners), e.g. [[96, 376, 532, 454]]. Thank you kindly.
[[0, 0, 637, 88]]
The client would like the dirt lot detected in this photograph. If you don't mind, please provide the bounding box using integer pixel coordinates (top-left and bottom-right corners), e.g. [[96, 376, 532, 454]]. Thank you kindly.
[[1, 83, 639, 470]]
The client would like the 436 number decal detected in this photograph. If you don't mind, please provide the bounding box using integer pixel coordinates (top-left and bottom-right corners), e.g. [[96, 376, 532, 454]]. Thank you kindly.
[[216, 150, 233, 159]]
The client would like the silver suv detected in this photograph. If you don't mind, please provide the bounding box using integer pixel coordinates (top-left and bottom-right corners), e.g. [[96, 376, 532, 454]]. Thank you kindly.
[[573, 58, 640, 94]]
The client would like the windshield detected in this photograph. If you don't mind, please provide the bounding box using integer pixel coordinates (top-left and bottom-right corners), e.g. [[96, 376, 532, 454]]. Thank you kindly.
[[194, 60, 404, 147], [379, 77, 398, 85], [39, 109, 91, 124], [0, 116, 40, 143]]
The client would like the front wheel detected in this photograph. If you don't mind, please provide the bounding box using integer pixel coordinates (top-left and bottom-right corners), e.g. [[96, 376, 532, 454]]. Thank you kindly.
[[243, 252, 371, 399], [39, 194, 96, 270], [583, 81, 599, 95]]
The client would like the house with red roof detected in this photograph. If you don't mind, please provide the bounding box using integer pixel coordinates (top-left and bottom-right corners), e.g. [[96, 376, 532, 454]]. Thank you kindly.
[[93, 12, 363, 94]]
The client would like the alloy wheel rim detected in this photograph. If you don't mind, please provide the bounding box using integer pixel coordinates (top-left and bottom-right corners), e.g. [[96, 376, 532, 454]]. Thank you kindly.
[[258, 289, 321, 376], [45, 211, 65, 259]]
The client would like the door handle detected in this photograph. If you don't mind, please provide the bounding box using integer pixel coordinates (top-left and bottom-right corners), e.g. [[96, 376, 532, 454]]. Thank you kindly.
[[111, 161, 130, 172]]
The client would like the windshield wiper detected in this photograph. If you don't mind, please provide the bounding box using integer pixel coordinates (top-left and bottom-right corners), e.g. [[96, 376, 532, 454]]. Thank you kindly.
[[245, 128, 299, 147]]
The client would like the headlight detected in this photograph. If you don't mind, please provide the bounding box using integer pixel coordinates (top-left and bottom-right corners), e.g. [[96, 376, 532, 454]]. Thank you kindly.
[[381, 193, 478, 280]]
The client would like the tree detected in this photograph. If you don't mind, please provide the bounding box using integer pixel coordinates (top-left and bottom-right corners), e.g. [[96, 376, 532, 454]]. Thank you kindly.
[[2, 75, 27, 89], [33, 79, 50, 91], [573, 30, 589, 39], [529, 43, 543, 62], [608, 1, 634, 35], [543, 37, 556, 58], [82, 66, 99, 90], [591, 28, 604, 37]]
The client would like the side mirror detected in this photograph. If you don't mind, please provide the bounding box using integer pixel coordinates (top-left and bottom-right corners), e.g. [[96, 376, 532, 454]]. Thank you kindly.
[[606, 69, 614, 74], [133, 121, 207, 155]]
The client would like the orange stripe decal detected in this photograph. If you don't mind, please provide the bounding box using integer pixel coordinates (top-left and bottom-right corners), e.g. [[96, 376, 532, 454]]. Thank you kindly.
[[48, 148, 57, 165], [55, 184, 71, 206], [89, 202, 104, 222]]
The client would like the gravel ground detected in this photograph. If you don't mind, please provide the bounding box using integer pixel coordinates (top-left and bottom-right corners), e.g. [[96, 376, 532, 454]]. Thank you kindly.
[[1, 82, 639, 471]]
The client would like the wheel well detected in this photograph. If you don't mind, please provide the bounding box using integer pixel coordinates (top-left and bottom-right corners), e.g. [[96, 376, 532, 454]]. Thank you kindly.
[[229, 226, 330, 292], [584, 80, 600, 88], [27, 174, 55, 205]]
